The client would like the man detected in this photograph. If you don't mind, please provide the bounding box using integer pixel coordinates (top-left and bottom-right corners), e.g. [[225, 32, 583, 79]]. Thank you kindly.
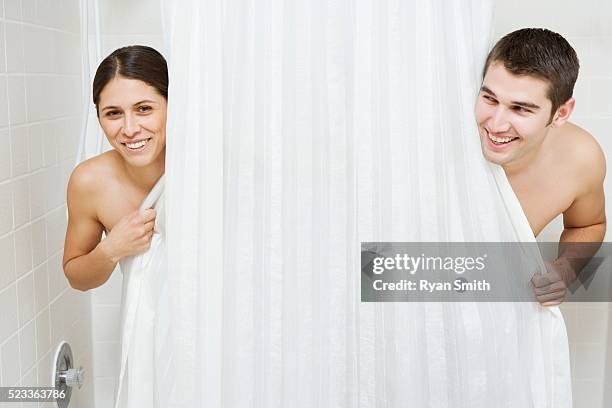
[[474, 28, 606, 306]]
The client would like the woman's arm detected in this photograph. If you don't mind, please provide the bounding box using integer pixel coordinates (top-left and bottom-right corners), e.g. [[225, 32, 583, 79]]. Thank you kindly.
[[62, 163, 118, 291]]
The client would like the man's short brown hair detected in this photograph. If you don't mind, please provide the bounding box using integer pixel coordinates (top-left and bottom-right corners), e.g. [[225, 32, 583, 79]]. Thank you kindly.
[[483, 28, 579, 120]]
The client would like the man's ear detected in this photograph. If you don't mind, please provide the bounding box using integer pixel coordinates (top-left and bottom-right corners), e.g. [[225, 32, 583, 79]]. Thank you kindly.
[[550, 97, 575, 128]]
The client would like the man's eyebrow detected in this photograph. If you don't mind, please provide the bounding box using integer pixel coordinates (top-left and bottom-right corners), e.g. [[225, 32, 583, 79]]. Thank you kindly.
[[480, 85, 541, 110], [480, 85, 496, 96], [100, 100, 157, 112], [510, 100, 541, 110]]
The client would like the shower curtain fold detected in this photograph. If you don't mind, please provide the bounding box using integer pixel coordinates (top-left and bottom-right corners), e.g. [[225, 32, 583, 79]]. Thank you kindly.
[[114, 175, 167, 408]]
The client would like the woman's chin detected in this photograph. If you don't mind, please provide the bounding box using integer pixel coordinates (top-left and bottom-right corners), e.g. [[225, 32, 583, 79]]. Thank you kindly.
[[118, 151, 155, 167]]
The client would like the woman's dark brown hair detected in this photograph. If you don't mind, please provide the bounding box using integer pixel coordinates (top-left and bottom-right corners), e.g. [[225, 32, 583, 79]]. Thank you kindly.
[[92, 45, 168, 116]]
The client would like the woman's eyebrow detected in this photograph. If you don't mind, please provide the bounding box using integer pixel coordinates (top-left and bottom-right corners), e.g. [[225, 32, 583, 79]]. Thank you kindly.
[[133, 99, 157, 106], [100, 100, 158, 112]]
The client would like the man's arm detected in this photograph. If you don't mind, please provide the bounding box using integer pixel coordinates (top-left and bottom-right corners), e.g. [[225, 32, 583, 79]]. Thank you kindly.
[[555, 141, 606, 285], [532, 136, 606, 306]]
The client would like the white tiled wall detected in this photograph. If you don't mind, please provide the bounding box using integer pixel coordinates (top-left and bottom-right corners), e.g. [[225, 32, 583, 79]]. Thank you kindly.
[[494, 1, 612, 407], [87, 1, 164, 407], [0, 0, 94, 406]]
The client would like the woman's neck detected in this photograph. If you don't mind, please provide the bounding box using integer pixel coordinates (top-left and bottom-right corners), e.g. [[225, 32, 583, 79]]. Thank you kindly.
[[121, 148, 166, 192]]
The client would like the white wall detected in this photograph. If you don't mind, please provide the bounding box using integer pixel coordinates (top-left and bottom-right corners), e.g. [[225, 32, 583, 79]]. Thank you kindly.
[[0, 0, 94, 406], [87, 1, 164, 407], [493, 1, 612, 407]]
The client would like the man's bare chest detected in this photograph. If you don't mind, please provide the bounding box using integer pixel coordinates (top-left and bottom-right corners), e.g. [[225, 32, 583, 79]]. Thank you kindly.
[[509, 175, 575, 237]]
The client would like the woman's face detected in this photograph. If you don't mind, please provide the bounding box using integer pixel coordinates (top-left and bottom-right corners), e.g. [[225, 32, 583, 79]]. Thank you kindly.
[[98, 76, 167, 168]]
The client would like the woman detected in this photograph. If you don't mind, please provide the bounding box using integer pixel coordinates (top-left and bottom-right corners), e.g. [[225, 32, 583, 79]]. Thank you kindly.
[[63, 46, 167, 291]]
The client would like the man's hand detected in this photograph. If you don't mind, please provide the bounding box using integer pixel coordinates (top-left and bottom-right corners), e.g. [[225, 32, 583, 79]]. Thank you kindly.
[[531, 259, 575, 306]]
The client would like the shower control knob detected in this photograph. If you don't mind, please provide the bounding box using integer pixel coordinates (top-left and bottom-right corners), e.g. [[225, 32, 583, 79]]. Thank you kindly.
[[58, 367, 85, 389]]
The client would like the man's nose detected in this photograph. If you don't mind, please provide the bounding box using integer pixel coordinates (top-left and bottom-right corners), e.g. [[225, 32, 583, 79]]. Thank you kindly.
[[122, 114, 141, 137], [489, 106, 511, 133]]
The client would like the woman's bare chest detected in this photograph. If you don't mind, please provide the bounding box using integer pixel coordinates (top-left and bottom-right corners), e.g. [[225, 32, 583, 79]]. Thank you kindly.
[[97, 182, 148, 233]]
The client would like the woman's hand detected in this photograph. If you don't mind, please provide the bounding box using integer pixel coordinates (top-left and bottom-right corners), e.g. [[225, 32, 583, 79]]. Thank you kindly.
[[100, 209, 157, 263]]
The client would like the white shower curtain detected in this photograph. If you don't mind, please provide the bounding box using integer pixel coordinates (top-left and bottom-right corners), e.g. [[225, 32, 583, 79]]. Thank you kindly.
[[150, 0, 572, 406]]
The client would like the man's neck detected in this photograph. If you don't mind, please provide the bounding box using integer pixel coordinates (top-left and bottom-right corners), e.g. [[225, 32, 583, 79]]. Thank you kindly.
[[502, 136, 548, 177]]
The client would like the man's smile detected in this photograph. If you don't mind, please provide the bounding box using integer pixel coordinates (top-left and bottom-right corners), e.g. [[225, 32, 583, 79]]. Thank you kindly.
[[483, 128, 520, 152]]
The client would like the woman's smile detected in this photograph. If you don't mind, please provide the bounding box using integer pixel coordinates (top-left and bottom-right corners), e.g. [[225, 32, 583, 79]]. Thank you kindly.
[[123, 137, 153, 153]]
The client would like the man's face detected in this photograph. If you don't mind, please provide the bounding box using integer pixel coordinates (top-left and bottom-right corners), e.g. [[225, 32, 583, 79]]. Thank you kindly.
[[474, 62, 554, 167]]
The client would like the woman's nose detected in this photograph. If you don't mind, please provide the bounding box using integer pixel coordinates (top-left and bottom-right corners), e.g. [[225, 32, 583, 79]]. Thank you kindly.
[[122, 115, 141, 137]]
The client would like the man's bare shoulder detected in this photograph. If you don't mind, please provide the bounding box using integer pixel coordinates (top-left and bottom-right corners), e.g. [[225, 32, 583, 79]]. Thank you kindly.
[[556, 122, 606, 184]]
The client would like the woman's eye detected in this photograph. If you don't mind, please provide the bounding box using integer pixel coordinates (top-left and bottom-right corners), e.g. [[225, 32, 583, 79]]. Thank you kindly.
[[106, 110, 120, 117], [138, 105, 152, 113]]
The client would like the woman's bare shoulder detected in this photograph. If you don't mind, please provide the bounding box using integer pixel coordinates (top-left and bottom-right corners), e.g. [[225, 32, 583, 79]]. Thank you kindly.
[[69, 151, 120, 188], [67, 150, 123, 210]]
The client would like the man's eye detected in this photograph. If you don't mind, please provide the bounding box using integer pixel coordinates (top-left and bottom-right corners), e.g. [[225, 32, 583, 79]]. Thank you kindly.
[[513, 106, 531, 113], [482, 95, 496, 103], [138, 105, 152, 113]]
